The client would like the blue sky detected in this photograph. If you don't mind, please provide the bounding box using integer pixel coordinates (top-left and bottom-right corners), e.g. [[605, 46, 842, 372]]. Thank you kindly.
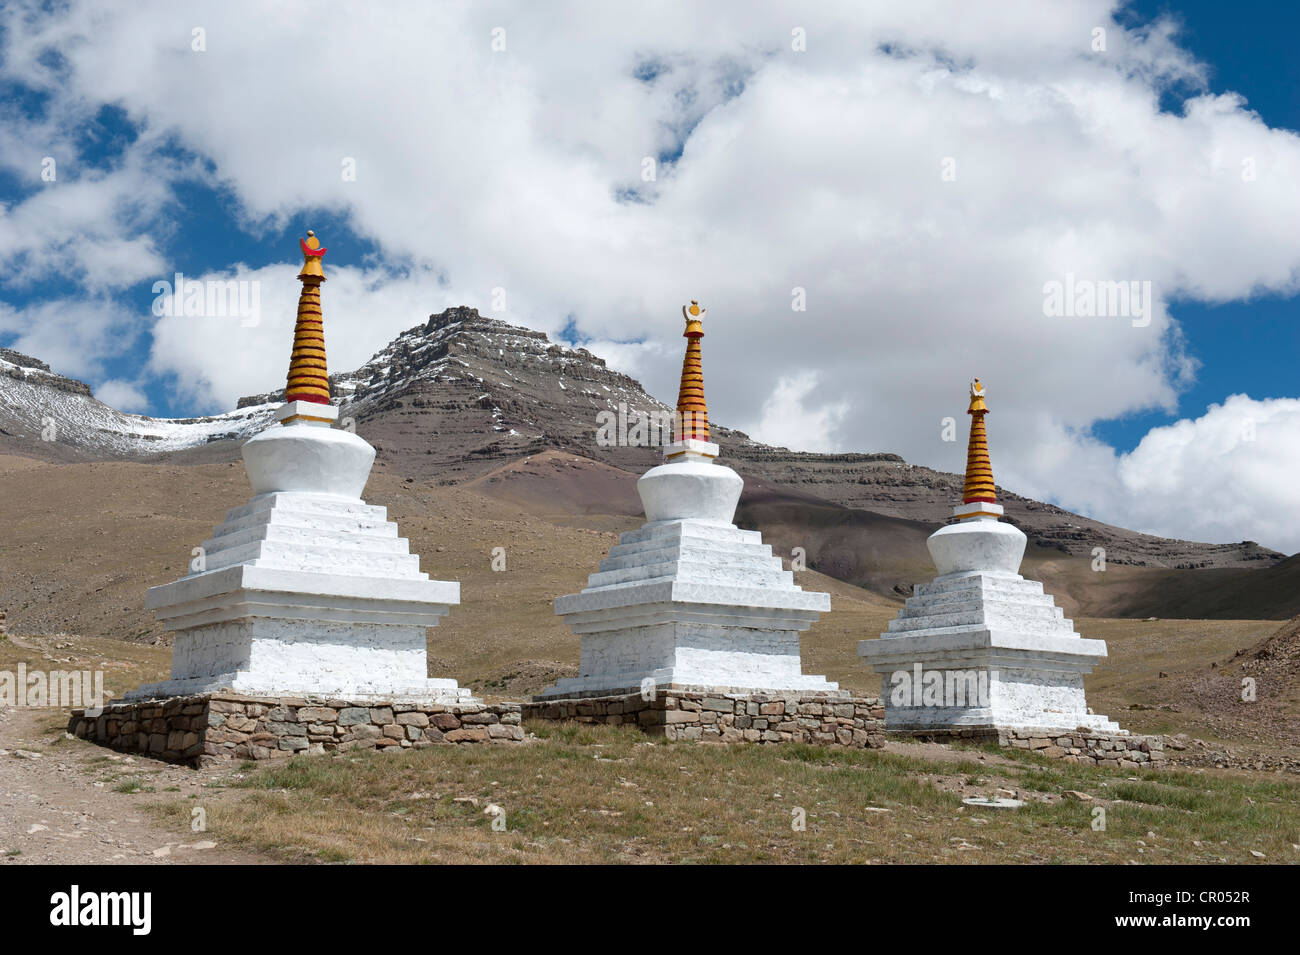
[[1092, 0, 1300, 451], [3, 1, 1300, 551]]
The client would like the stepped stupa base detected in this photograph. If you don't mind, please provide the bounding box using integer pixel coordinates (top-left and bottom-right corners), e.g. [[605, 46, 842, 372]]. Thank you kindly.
[[861, 566, 1120, 735], [136, 492, 472, 706], [535, 637, 843, 699], [134, 566, 474, 705], [541, 517, 836, 700]]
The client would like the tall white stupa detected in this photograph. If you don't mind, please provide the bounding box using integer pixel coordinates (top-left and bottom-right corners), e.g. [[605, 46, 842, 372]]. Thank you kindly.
[[859, 379, 1118, 732], [538, 302, 838, 698], [128, 232, 471, 703]]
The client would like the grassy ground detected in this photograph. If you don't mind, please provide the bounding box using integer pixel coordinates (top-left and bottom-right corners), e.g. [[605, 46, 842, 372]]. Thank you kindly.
[[11, 611, 1295, 865], [138, 723, 1299, 865]]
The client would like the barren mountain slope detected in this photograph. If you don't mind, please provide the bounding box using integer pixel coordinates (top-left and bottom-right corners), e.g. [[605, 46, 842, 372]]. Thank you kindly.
[[3, 308, 1281, 574]]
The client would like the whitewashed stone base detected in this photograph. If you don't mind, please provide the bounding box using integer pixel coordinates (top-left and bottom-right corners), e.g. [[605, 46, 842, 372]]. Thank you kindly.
[[860, 570, 1119, 733], [541, 516, 835, 698], [134, 488, 472, 704]]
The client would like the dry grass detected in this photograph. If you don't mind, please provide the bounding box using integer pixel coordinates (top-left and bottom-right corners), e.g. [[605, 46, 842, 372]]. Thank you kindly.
[[146, 724, 1300, 865], [1081, 617, 1285, 744], [0, 632, 170, 702]]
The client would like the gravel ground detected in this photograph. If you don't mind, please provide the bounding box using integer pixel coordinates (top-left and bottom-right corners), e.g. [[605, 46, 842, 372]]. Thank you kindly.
[[0, 704, 266, 865]]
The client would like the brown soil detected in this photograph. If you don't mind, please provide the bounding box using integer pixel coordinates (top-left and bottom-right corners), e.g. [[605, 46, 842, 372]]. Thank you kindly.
[[0, 647, 267, 865]]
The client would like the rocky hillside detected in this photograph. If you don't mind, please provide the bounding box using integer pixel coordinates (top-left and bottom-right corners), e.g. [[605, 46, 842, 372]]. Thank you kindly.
[[723, 448, 1280, 569], [233, 306, 671, 483], [0, 307, 1284, 571], [0, 347, 274, 461]]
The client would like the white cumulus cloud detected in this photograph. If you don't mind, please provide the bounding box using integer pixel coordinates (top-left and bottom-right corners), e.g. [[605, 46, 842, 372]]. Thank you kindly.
[[0, 1, 1299, 552]]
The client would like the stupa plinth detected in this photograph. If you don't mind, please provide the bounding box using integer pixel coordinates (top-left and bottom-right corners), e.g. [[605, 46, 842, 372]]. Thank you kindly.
[[128, 232, 471, 704], [538, 302, 838, 698], [859, 379, 1119, 733]]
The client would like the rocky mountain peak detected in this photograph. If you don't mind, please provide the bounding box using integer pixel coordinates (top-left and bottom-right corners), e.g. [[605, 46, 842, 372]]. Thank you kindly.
[[1, 347, 92, 398], [0, 347, 51, 372]]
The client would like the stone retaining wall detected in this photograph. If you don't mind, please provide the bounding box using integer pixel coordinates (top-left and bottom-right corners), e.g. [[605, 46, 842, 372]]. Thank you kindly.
[[895, 726, 1168, 769], [69, 693, 525, 766], [525, 689, 886, 748]]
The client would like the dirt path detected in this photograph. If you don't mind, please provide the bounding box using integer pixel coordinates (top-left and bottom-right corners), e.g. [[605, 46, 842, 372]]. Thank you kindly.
[[0, 704, 267, 865]]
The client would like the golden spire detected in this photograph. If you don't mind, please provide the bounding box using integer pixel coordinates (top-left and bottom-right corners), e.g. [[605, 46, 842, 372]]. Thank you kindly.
[[285, 230, 330, 405], [962, 378, 996, 504], [675, 300, 709, 442]]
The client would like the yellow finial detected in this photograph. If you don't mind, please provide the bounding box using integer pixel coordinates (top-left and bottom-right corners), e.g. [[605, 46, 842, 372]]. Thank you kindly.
[[962, 377, 996, 504], [285, 230, 330, 406], [675, 301, 709, 442], [683, 299, 704, 335], [298, 229, 325, 281]]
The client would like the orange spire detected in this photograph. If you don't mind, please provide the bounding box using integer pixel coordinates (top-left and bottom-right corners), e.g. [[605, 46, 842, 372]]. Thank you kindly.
[[962, 378, 996, 503], [675, 300, 709, 442], [285, 230, 330, 405]]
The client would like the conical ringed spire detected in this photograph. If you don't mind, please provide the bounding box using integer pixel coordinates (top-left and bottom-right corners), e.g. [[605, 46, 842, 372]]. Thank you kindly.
[[955, 377, 1000, 520], [284, 230, 330, 407], [674, 300, 709, 444]]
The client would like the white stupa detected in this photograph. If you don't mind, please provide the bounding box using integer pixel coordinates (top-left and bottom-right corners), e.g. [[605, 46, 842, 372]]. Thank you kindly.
[[538, 302, 837, 699], [859, 379, 1118, 733], [129, 232, 471, 704]]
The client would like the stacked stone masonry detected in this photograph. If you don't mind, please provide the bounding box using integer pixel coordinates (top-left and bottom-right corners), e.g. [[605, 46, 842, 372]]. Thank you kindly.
[[896, 726, 1168, 770], [69, 693, 524, 766], [524, 689, 886, 747]]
